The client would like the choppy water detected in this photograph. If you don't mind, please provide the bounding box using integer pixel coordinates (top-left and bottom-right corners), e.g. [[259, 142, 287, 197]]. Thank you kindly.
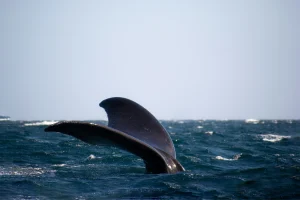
[[1, 120, 300, 199]]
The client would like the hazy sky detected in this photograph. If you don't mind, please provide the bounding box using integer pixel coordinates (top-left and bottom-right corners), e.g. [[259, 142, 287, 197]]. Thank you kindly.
[[0, 0, 299, 120]]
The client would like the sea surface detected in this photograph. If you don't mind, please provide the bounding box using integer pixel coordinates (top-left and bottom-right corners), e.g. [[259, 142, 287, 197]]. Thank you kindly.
[[0, 119, 300, 199]]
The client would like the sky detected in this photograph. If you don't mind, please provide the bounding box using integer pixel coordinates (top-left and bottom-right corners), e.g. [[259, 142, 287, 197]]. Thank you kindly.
[[0, 0, 299, 120]]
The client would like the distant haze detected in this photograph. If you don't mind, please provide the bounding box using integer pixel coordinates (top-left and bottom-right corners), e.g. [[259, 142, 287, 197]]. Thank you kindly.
[[0, 1, 299, 120]]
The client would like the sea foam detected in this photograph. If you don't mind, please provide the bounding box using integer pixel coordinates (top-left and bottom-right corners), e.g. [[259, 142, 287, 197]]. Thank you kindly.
[[0, 166, 55, 176]]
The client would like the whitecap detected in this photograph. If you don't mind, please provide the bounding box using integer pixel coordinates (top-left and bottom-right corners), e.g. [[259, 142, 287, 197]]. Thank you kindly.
[[205, 131, 213, 135], [24, 121, 58, 126], [261, 134, 291, 142], [0, 118, 10, 121], [87, 154, 96, 160], [52, 164, 66, 167], [245, 119, 260, 124], [216, 153, 242, 161], [197, 126, 203, 129]]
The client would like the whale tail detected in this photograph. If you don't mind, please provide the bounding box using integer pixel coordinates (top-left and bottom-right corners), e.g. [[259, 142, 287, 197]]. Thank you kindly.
[[45, 97, 185, 174]]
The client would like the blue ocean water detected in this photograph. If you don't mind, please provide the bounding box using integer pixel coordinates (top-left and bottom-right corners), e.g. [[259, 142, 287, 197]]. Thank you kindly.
[[0, 119, 300, 199]]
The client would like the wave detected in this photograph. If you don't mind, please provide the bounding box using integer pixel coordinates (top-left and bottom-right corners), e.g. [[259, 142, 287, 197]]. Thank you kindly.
[[170, 120, 185, 124], [24, 121, 58, 126], [245, 119, 260, 124], [216, 153, 242, 161], [260, 134, 291, 142]]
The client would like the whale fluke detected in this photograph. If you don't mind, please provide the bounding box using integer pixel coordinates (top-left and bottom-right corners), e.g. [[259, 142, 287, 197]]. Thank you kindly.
[[44, 97, 185, 174], [100, 97, 176, 158]]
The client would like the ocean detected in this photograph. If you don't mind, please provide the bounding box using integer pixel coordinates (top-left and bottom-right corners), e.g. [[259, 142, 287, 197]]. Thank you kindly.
[[0, 119, 299, 199]]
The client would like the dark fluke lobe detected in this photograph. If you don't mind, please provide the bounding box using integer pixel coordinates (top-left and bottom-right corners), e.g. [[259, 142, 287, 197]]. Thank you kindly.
[[45, 97, 185, 174]]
